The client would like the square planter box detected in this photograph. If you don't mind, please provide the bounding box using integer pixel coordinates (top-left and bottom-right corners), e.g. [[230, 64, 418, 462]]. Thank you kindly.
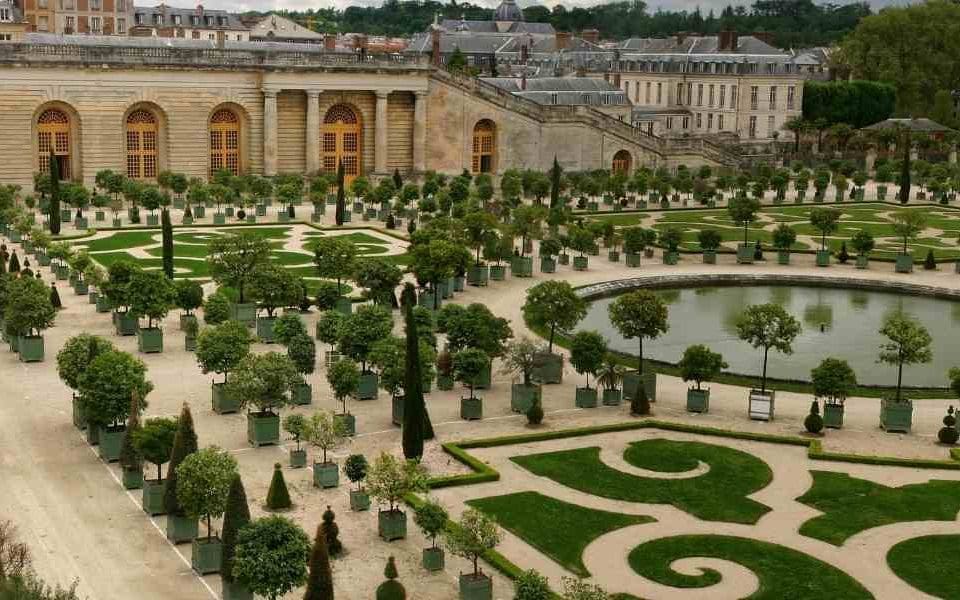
[[626, 253, 642, 267], [225, 207, 235, 217], [623, 371, 657, 403], [115, 312, 138, 336], [193, 206, 206, 218], [38, 254, 51, 267], [213, 213, 227, 225], [350, 490, 371, 511], [146, 214, 159, 227], [137, 327, 163, 353], [686, 388, 710, 413], [510, 383, 541, 414], [391, 395, 404, 426], [880, 398, 913, 433], [166, 515, 198, 544], [489, 265, 506, 281], [540, 257, 556, 273], [96, 295, 112, 313], [72, 395, 86, 430], [231, 303, 257, 327], [602, 389, 622, 406], [292, 382, 312, 406], [244, 214, 256, 224], [467, 264, 489, 286], [55, 264, 69, 280], [573, 256, 589, 271], [88, 290, 99, 305], [181, 215, 193, 226], [532, 352, 563, 384], [112, 217, 123, 228], [511, 256, 533, 278], [255, 204, 267, 217], [289, 448, 307, 469], [247, 412, 280, 447], [85, 425, 99, 446], [98, 426, 125, 462], [736, 244, 755, 264], [460, 397, 483, 420], [355, 372, 378, 400], [18, 335, 43, 362], [778, 251, 791, 265], [575, 387, 598, 408], [75, 217, 88, 230], [856, 255, 869, 269], [702, 251, 716, 264], [60, 209, 72, 222], [608, 250, 621, 263], [256, 316, 277, 343], [122, 469, 143, 490], [179, 313, 197, 331], [443, 278, 455, 299], [277, 211, 290, 223], [423, 547, 445, 572], [895, 254, 914, 274], [334, 413, 356, 436], [748, 389, 775, 421], [558, 254, 570, 266], [212, 383, 241, 414], [313, 462, 339, 488], [823, 402, 844, 429], [142, 479, 167, 515], [378, 509, 406, 541], [460, 573, 493, 600], [816, 250, 831, 267]]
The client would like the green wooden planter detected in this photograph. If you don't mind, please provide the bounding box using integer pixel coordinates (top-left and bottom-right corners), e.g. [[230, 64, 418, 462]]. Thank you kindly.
[[246, 412, 280, 447], [467, 264, 489, 286], [277, 211, 290, 223], [511, 256, 533, 278], [350, 490, 370, 511], [212, 383, 241, 414], [391, 395, 403, 426], [460, 397, 483, 420], [181, 215, 193, 225], [702, 250, 716, 264], [459, 573, 493, 600], [55, 264, 69, 280], [225, 207, 235, 217], [510, 384, 541, 414], [823, 402, 844, 429], [880, 398, 912, 433], [166, 515, 198, 544], [453, 276, 465, 292], [441, 278, 454, 299], [540, 256, 556, 273], [122, 468, 143, 491], [75, 217, 88, 230], [623, 371, 657, 403], [18, 335, 43, 362], [231, 303, 257, 327], [856, 255, 869, 269], [255, 204, 267, 217], [573, 256, 589, 271], [378, 509, 406, 541], [334, 413, 355, 436], [895, 254, 914, 273], [437, 374, 454, 391], [778, 250, 791, 265], [256, 316, 277, 343], [602, 389, 622, 406], [98, 426, 125, 462], [142, 479, 166, 515], [334, 296, 353, 315], [85, 424, 99, 446], [96, 295, 111, 313], [115, 311, 138, 336], [289, 448, 307, 469], [626, 252, 642, 267], [816, 250, 831, 267], [146, 214, 159, 227], [575, 387, 598, 408], [313, 462, 339, 488], [686, 388, 710, 413], [489, 265, 506, 281], [38, 253, 51, 267], [193, 205, 206, 218], [558, 254, 570, 266], [422, 547, 445, 572], [137, 327, 163, 353], [532, 352, 563, 384], [60, 209, 72, 222], [88, 290, 98, 305], [292, 382, 312, 405], [736, 244, 755, 264], [356, 372, 378, 400], [72, 395, 86, 430]]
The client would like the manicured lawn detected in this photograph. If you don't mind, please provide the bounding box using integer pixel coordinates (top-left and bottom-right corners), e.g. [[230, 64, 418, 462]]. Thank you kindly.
[[628, 535, 873, 600], [887, 534, 960, 600], [510, 439, 773, 524], [467, 491, 653, 577], [797, 471, 960, 545], [75, 230, 158, 252]]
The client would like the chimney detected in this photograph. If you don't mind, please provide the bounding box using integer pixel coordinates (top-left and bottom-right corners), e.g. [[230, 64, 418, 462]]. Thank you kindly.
[[195, 3, 203, 16], [216, 29, 225, 49], [555, 31, 570, 50], [581, 28, 599, 45], [430, 28, 441, 66], [324, 34, 336, 50]]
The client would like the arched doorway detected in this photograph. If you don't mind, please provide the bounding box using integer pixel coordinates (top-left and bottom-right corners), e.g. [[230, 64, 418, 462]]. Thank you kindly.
[[126, 109, 159, 180], [612, 149, 632, 174], [472, 119, 496, 174], [321, 104, 362, 185], [37, 108, 71, 180], [209, 108, 241, 176]]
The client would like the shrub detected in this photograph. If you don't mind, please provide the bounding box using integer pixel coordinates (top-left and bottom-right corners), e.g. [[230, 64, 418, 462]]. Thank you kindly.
[[413, 498, 448, 550], [445, 509, 502, 578], [320, 505, 342, 556], [132, 416, 178, 481], [375, 557, 405, 600], [265, 463, 292, 510], [232, 515, 310, 600], [515, 569, 551, 600], [938, 406, 959, 445], [303, 525, 333, 600], [804, 400, 824, 434], [526, 399, 544, 425], [838, 242, 850, 264], [924, 249, 937, 270], [221, 474, 251, 584], [203, 292, 231, 325], [175, 446, 239, 539], [344, 454, 368, 491], [272, 312, 307, 346]]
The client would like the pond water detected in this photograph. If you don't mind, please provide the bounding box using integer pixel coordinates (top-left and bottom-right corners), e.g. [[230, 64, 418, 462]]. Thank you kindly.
[[578, 285, 960, 388]]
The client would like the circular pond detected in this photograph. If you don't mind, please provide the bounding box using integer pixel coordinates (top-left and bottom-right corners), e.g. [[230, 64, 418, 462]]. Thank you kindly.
[[578, 285, 960, 388]]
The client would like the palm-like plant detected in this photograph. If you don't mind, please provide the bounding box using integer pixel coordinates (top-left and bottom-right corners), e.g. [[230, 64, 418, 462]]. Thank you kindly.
[[596, 358, 625, 391]]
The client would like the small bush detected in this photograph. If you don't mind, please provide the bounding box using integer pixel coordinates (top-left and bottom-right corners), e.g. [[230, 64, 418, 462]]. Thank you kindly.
[[265, 463, 292, 510], [514, 569, 551, 600], [375, 556, 405, 600], [526, 398, 544, 426], [804, 400, 824, 434], [939, 406, 959, 445], [924, 249, 937, 270], [320, 505, 342, 556], [838, 242, 850, 264]]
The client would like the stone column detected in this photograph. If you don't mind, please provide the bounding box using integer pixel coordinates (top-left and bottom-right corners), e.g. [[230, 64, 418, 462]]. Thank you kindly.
[[375, 89, 391, 174], [412, 90, 428, 173], [263, 89, 278, 176], [305, 89, 321, 175]]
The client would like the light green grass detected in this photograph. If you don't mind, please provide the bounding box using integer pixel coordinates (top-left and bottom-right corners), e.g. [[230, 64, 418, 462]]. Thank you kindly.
[[73, 230, 158, 252]]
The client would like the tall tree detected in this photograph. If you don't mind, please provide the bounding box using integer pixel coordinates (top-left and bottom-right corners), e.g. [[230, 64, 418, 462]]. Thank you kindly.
[[221, 474, 251, 588], [401, 283, 433, 460], [163, 403, 199, 517], [161, 208, 174, 279], [549, 156, 562, 209], [48, 150, 61, 235], [335, 160, 346, 226], [303, 525, 334, 600]]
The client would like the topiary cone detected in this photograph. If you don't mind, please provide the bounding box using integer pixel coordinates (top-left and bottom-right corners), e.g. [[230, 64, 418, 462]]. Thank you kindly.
[[303, 525, 333, 600], [221, 473, 251, 584], [320, 505, 341, 556], [376, 556, 405, 600], [804, 400, 824, 434], [265, 462, 292, 510]]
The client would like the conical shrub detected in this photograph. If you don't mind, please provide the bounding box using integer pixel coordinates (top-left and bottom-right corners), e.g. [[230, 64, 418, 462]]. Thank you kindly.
[[265, 463, 292, 510], [49, 282, 61, 309], [375, 556, 405, 600], [303, 525, 333, 600], [220, 473, 251, 584], [804, 400, 824, 434], [320, 505, 341, 556], [163, 403, 198, 515]]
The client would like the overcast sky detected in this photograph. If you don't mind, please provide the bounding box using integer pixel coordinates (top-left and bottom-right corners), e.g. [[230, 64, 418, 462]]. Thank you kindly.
[[204, 0, 914, 17]]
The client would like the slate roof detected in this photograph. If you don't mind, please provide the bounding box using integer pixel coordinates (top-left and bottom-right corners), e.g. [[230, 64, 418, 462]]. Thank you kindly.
[[862, 118, 955, 133], [133, 4, 247, 31], [249, 14, 322, 41], [481, 76, 629, 105], [619, 35, 785, 56]]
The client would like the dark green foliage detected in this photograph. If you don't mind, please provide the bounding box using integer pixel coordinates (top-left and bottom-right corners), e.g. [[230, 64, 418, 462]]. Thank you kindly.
[[320, 505, 342, 556], [801, 80, 896, 128], [163, 403, 198, 516], [375, 557, 405, 600], [161, 208, 173, 279], [753, 240, 763, 261], [344, 454, 367, 489], [49, 283, 60, 310], [525, 398, 544, 425], [286, 333, 316, 376], [804, 401, 824, 434], [630, 385, 648, 417], [938, 406, 958, 445], [7, 252, 18, 273], [265, 463, 292, 510], [549, 156, 561, 209], [924, 249, 936, 270], [335, 160, 345, 226], [49, 151, 61, 235], [221, 474, 251, 584], [119, 392, 143, 474], [514, 569, 551, 600], [837, 242, 849, 264], [303, 525, 334, 600], [132, 417, 178, 480], [401, 283, 433, 459]]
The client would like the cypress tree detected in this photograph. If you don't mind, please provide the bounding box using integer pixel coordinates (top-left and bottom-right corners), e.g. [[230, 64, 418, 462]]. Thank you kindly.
[[392, 168, 403, 191], [550, 156, 561, 209], [401, 283, 433, 461], [303, 525, 334, 600], [375, 557, 405, 600], [320, 505, 341, 556], [221, 473, 251, 585], [49, 150, 61, 235], [163, 402, 198, 516], [49, 282, 61, 309], [265, 462, 292, 510], [8, 251, 18, 273], [161, 208, 174, 279], [899, 130, 911, 205], [335, 160, 346, 226], [925, 249, 937, 270], [119, 391, 143, 475]]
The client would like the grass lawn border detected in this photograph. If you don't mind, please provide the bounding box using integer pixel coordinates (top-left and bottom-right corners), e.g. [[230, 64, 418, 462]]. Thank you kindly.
[[886, 534, 960, 600]]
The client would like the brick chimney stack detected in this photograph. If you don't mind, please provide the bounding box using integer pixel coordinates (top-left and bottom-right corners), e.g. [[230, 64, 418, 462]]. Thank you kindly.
[[556, 31, 570, 50], [430, 28, 441, 66], [324, 34, 336, 50], [581, 28, 599, 44]]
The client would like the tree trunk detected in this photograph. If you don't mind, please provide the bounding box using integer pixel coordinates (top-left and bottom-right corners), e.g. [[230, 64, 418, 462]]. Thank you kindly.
[[761, 347, 769, 393]]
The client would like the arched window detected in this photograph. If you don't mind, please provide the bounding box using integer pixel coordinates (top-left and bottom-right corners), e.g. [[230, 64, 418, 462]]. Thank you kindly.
[[612, 149, 632, 174], [126, 109, 158, 180], [209, 108, 240, 176], [472, 120, 496, 174], [37, 108, 71, 180], [321, 104, 362, 185]]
